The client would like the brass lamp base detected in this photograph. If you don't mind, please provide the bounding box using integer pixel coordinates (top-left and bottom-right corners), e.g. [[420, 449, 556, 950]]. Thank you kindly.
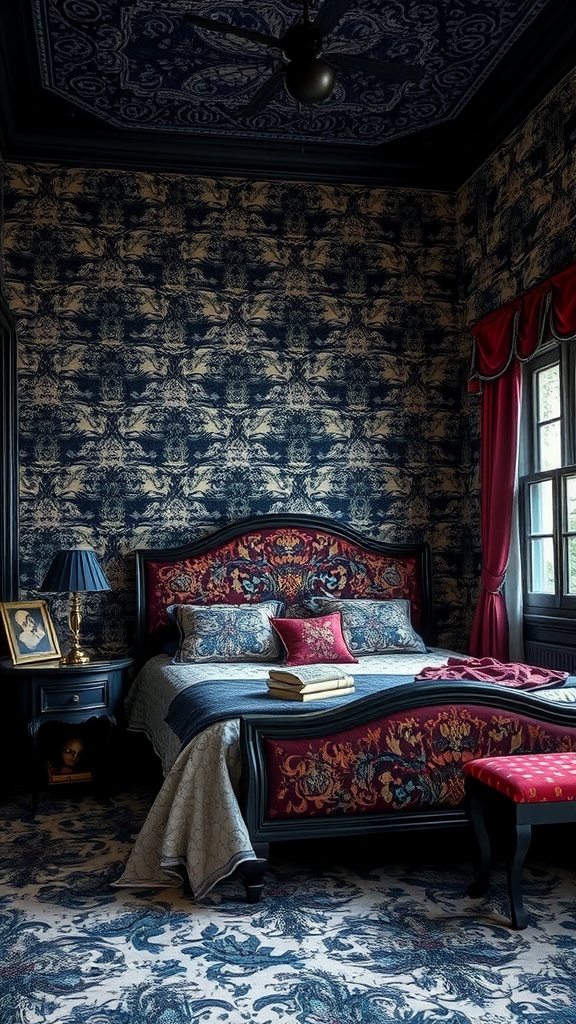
[[60, 590, 91, 665], [60, 648, 91, 666]]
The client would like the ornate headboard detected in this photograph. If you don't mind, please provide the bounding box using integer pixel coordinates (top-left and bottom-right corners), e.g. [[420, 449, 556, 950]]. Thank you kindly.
[[134, 514, 434, 665]]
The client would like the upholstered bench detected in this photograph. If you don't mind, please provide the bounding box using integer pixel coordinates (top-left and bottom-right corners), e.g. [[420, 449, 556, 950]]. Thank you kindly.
[[463, 753, 576, 929]]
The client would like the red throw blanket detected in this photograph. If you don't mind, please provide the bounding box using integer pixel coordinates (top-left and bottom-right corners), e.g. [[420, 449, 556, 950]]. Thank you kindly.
[[414, 656, 568, 689]]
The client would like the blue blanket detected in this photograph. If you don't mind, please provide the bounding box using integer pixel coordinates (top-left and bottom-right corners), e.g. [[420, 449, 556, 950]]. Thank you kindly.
[[165, 673, 416, 750]]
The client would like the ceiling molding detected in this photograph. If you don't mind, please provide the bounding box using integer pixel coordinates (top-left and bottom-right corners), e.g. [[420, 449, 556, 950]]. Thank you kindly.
[[1, 1, 575, 190]]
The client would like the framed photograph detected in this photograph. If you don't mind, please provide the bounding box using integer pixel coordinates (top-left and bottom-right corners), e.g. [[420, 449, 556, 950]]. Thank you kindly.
[[0, 600, 61, 664]]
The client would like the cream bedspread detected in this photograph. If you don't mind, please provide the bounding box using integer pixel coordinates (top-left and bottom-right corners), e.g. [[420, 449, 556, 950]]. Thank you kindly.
[[114, 717, 248, 898]]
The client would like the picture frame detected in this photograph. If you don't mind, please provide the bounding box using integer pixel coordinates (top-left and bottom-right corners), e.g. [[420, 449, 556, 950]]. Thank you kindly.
[[0, 600, 61, 664]]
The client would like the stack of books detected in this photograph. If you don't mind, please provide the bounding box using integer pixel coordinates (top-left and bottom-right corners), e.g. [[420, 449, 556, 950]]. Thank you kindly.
[[46, 762, 93, 785], [266, 664, 355, 701]]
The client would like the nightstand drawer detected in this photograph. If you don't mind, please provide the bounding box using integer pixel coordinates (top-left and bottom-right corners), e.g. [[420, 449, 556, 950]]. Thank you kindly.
[[39, 680, 108, 714]]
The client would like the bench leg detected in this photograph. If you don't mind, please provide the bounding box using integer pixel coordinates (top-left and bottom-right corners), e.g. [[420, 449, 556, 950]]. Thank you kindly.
[[467, 792, 492, 898], [507, 820, 531, 930]]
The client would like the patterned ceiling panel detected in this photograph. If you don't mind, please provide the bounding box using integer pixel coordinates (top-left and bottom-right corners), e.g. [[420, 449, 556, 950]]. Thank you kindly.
[[32, 0, 548, 147]]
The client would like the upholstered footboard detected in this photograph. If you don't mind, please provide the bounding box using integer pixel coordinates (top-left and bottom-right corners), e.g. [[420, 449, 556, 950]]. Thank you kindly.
[[238, 680, 576, 902]]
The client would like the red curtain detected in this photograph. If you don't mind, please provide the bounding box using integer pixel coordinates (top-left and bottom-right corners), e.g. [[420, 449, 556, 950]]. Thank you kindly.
[[468, 363, 521, 659], [468, 260, 576, 659]]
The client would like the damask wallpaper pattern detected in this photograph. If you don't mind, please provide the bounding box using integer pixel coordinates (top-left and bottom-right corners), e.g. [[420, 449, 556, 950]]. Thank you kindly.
[[458, 68, 576, 325], [2, 32, 576, 677], [4, 50, 576, 661], [2, 169, 474, 654]]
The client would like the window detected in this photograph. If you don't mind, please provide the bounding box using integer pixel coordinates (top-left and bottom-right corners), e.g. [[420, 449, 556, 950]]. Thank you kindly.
[[520, 342, 576, 614]]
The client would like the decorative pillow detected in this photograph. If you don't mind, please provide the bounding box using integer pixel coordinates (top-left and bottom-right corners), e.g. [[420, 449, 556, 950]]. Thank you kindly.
[[306, 598, 426, 656], [270, 612, 358, 666], [170, 600, 284, 663]]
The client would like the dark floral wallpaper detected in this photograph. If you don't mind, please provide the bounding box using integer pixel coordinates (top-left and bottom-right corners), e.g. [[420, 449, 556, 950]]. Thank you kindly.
[[458, 68, 576, 323], [4, 67, 574, 658], [3, 170, 475, 655]]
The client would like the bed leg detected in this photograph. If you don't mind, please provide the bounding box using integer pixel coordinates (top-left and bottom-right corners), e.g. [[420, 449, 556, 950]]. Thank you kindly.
[[174, 865, 192, 897], [241, 848, 268, 903]]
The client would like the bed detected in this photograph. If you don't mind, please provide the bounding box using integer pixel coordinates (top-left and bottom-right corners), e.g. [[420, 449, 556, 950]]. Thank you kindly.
[[114, 514, 576, 902]]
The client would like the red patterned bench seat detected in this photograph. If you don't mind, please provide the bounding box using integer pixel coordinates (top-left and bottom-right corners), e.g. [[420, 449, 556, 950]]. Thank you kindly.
[[464, 752, 576, 928]]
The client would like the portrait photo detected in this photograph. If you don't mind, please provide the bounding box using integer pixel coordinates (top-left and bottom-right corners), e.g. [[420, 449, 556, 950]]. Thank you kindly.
[[0, 600, 61, 664], [46, 731, 93, 786]]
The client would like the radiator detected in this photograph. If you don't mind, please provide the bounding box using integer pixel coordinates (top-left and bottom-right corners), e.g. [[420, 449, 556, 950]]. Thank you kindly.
[[524, 642, 576, 675]]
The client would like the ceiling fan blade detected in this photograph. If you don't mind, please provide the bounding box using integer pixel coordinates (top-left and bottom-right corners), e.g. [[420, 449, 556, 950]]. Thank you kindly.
[[328, 52, 425, 83], [183, 14, 281, 50], [312, 0, 353, 38], [239, 68, 286, 117]]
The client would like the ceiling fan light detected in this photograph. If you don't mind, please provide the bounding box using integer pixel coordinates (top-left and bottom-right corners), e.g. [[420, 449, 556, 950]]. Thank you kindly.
[[285, 58, 335, 105]]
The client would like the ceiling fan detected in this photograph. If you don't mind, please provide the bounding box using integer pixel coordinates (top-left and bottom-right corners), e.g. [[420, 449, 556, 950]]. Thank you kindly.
[[183, 0, 424, 115]]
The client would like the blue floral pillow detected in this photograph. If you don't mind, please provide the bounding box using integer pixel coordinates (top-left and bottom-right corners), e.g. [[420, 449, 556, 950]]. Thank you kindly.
[[169, 600, 285, 663], [306, 598, 426, 656]]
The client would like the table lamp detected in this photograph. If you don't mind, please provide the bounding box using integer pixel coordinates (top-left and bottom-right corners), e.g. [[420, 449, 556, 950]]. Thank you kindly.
[[40, 547, 111, 665]]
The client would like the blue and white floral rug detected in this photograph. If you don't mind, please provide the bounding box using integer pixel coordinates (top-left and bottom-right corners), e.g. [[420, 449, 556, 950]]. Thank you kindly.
[[2, 787, 575, 1024]]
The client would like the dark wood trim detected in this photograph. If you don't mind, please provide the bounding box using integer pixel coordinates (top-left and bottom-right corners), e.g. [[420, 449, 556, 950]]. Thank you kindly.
[[524, 612, 576, 645], [0, 292, 18, 601]]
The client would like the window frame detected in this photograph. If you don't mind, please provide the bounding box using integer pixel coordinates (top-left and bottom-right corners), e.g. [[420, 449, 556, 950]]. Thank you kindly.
[[520, 341, 576, 616]]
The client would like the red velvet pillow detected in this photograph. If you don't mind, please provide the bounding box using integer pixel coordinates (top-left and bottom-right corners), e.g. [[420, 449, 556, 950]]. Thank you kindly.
[[271, 612, 358, 666]]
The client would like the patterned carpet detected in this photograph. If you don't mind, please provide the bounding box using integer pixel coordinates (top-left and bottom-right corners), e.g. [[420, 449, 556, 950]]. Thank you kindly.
[[2, 785, 576, 1024]]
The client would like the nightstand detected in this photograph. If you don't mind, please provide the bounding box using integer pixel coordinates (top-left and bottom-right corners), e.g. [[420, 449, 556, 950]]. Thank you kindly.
[[1, 656, 134, 802]]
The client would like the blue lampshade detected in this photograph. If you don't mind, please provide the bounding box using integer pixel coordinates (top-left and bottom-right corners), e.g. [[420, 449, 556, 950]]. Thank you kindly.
[[40, 547, 111, 593]]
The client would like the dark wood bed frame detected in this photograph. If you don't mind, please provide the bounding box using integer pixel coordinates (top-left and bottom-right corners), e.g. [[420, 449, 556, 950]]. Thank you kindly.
[[132, 513, 576, 903], [238, 681, 576, 901]]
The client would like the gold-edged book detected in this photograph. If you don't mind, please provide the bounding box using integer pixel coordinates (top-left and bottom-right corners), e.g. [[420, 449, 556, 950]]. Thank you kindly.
[[266, 676, 355, 694], [267, 685, 355, 702], [269, 665, 354, 686]]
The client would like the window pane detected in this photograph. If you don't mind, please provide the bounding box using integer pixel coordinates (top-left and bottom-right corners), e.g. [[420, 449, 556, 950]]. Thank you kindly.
[[565, 537, 576, 595], [537, 363, 560, 421], [530, 537, 555, 593], [538, 422, 561, 470], [529, 479, 553, 533], [522, 349, 576, 608], [535, 363, 561, 471], [564, 475, 576, 532]]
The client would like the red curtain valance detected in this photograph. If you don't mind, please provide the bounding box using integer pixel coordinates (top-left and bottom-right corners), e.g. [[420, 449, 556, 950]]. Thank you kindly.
[[468, 260, 576, 389]]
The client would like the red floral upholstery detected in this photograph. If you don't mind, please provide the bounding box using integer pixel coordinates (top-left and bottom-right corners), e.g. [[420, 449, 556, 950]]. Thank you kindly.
[[264, 705, 576, 818], [145, 526, 424, 646], [270, 612, 357, 665], [463, 753, 576, 803]]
